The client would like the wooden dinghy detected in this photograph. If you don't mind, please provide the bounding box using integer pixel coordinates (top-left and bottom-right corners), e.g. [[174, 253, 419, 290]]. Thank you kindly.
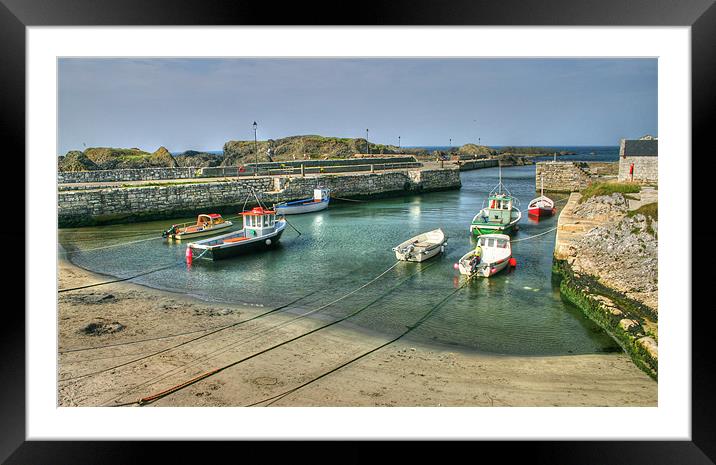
[[392, 228, 447, 262], [162, 213, 233, 241], [457, 234, 513, 278]]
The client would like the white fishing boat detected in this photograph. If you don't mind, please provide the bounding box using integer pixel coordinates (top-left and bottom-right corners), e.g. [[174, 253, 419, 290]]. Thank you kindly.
[[457, 234, 513, 278], [392, 228, 447, 262], [527, 174, 556, 218], [187, 207, 286, 261], [275, 188, 329, 215]]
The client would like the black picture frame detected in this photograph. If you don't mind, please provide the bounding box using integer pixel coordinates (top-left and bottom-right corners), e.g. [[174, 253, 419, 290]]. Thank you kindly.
[[3, 0, 712, 463]]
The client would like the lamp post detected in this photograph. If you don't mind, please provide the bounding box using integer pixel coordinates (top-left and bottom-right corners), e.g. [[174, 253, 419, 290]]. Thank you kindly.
[[252, 121, 258, 175], [398, 136, 401, 152], [449, 138, 452, 150], [366, 129, 369, 155]]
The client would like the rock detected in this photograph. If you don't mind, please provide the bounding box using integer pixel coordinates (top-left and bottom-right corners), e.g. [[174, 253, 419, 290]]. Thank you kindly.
[[82, 321, 124, 336], [60, 146, 179, 171], [58, 151, 99, 171], [636, 337, 658, 359], [618, 318, 640, 332]]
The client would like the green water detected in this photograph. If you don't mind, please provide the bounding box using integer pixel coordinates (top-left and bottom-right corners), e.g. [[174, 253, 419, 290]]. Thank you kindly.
[[59, 165, 619, 356]]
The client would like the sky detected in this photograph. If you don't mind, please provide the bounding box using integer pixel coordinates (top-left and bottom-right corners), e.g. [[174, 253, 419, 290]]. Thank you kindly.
[[58, 58, 657, 155]]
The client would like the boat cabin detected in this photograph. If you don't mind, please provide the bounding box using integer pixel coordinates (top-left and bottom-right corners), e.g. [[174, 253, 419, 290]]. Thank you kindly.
[[477, 235, 510, 250], [313, 188, 329, 202], [197, 213, 225, 226], [484, 194, 514, 224], [242, 207, 278, 237]]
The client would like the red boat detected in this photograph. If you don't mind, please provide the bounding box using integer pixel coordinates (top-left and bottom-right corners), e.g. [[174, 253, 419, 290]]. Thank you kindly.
[[528, 175, 556, 218]]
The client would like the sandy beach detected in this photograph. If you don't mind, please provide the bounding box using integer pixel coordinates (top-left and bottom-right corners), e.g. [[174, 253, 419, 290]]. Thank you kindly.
[[58, 258, 657, 407]]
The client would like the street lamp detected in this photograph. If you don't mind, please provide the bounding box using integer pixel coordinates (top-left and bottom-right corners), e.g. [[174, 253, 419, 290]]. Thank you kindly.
[[449, 138, 452, 149], [398, 136, 401, 152], [366, 129, 369, 155], [253, 121, 258, 175]]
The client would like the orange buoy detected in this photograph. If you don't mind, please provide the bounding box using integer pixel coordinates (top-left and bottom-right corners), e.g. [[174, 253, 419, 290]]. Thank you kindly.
[[509, 257, 517, 268], [186, 246, 193, 266]]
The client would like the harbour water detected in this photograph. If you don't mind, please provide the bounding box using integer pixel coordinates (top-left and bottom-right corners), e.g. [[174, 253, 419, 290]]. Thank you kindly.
[[60, 164, 620, 356]]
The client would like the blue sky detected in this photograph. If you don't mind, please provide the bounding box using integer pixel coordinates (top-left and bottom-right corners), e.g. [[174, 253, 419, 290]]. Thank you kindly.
[[58, 58, 657, 154]]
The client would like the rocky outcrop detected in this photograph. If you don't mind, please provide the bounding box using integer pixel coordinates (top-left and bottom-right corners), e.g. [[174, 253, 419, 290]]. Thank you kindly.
[[174, 150, 223, 167], [58, 150, 99, 171], [553, 192, 658, 379], [58, 147, 179, 171], [457, 144, 496, 158], [222, 135, 411, 165]]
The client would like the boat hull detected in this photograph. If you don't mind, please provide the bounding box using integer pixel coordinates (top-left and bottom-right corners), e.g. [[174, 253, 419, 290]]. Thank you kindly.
[[206, 229, 285, 260], [470, 209, 521, 238], [458, 252, 511, 278], [275, 199, 329, 215], [394, 243, 444, 262], [168, 222, 233, 240], [527, 207, 555, 218]]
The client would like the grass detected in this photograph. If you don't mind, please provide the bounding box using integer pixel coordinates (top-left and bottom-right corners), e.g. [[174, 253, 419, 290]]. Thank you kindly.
[[579, 181, 641, 203]]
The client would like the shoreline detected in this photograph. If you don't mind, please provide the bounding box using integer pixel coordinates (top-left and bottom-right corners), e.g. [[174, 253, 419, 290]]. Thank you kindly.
[[58, 255, 657, 407]]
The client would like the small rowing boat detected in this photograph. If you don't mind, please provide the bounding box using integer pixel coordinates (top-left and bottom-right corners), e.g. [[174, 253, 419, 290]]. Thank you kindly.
[[527, 174, 556, 218], [275, 188, 329, 215], [457, 234, 513, 278], [162, 213, 233, 240], [187, 207, 286, 261], [392, 228, 447, 262]]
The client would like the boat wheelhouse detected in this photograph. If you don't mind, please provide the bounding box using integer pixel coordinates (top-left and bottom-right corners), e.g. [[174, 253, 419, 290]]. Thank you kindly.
[[162, 213, 233, 240], [469, 168, 521, 237], [187, 207, 286, 261], [275, 188, 330, 215]]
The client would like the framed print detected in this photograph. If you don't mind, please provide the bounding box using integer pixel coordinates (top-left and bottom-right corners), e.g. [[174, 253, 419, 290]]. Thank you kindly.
[[3, 0, 714, 462]]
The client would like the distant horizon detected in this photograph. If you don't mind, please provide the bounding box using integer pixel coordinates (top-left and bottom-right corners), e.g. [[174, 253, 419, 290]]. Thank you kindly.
[[59, 58, 657, 155]]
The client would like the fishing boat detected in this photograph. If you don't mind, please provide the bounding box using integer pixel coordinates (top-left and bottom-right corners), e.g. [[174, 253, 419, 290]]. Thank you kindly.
[[392, 228, 447, 262], [456, 234, 513, 278], [274, 188, 329, 215], [469, 167, 521, 237], [162, 214, 233, 240], [187, 207, 286, 261], [527, 175, 556, 218]]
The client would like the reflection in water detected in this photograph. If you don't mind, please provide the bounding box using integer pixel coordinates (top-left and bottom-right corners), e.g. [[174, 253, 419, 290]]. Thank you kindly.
[[59, 165, 619, 356]]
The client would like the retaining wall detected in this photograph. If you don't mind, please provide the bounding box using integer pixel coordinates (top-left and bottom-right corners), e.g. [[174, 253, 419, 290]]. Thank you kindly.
[[58, 168, 461, 227]]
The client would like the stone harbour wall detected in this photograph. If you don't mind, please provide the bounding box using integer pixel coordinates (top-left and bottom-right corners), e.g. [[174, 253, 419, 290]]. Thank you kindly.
[[536, 161, 619, 192], [58, 168, 461, 227], [618, 156, 658, 183], [58, 167, 198, 184]]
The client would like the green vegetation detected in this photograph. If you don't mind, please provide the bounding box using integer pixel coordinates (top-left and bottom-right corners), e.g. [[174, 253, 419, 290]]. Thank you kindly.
[[579, 182, 641, 203], [553, 260, 657, 380]]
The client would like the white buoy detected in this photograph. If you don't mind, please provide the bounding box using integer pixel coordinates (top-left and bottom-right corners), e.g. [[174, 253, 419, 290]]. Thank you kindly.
[[265, 239, 272, 245]]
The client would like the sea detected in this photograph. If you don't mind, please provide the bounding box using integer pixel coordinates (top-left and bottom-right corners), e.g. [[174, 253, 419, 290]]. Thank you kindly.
[[60, 152, 621, 356]]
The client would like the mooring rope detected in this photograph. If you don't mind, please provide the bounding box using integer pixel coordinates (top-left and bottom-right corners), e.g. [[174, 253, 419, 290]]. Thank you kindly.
[[248, 280, 468, 406], [121, 261, 421, 406], [60, 235, 162, 255], [331, 195, 366, 203], [511, 226, 558, 243]]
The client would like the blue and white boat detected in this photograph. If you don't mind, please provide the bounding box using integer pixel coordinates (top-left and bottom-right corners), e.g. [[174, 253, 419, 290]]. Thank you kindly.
[[274, 188, 330, 215]]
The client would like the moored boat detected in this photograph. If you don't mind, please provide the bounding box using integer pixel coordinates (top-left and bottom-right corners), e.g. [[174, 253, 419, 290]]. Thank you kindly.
[[162, 213, 233, 240], [527, 175, 556, 218], [469, 167, 521, 237], [392, 228, 447, 262], [187, 207, 286, 261], [275, 188, 329, 215], [457, 234, 513, 278]]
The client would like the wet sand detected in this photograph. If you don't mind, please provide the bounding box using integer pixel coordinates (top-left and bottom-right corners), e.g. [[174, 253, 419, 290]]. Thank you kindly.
[[58, 258, 657, 407]]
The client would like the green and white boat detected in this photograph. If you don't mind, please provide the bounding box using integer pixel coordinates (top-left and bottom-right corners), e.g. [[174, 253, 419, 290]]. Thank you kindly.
[[469, 168, 522, 238]]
